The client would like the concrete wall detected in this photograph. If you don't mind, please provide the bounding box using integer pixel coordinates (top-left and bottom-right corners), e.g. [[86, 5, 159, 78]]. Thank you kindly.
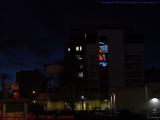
[[115, 87, 146, 112], [75, 99, 110, 110], [86, 44, 100, 90], [98, 30, 125, 92], [47, 101, 64, 111], [126, 43, 144, 55]]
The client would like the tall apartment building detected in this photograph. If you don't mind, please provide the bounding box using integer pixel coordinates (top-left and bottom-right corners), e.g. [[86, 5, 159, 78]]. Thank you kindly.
[[124, 32, 144, 86], [65, 28, 144, 110]]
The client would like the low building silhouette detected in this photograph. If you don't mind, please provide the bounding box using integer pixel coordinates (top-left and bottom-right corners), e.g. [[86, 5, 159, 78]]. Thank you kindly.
[[16, 69, 45, 98]]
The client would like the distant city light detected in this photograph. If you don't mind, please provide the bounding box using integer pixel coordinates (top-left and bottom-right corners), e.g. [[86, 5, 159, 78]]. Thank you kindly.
[[105, 99, 108, 102]]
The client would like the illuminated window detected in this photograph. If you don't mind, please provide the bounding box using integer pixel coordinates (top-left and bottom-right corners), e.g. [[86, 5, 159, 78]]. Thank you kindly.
[[84, 33, 87, 39], [76, 46, 79, 51], [68, 48, 71, 51], [76, 55, 83, 60], [80, 64, 83, 69], [77, 72, 83, 78], [76, 46, 82, 51], [80, 46, 82, 51]]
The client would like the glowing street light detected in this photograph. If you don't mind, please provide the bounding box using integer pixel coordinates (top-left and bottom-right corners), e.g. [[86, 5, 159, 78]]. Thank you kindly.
[[150, 98, 159, 104], [149, 98, 160, 111], [81, 95, 85, 110], [81, 95, 85, 100]]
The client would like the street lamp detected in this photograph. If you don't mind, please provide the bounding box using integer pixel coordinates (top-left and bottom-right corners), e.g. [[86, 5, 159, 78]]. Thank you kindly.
[[81, 95, 85, 100], [81, 95, 85, 110], [32, 90, 37, 104], [149, 98, 160, 112], [150, 98, 159, 104]]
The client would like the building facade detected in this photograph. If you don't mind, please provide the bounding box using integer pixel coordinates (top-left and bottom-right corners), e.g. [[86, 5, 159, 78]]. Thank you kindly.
[[65, 28, 144, 111], [45, 64, 64, 92]]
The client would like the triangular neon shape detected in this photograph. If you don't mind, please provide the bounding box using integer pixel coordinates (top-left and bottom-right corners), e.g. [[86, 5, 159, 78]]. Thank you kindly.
[[98, 54, 104, 61]]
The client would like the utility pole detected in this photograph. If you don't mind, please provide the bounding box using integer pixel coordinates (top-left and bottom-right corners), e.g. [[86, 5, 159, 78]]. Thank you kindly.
[[145, 84, 149, 120], [2, 74, 6, 120]]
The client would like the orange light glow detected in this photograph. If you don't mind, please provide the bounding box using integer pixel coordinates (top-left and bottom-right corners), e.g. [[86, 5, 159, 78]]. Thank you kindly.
[[98, 54, 104, 61]]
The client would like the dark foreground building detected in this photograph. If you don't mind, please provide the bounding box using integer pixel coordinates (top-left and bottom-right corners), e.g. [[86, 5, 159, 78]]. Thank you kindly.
[[16, 69, 45, 98]]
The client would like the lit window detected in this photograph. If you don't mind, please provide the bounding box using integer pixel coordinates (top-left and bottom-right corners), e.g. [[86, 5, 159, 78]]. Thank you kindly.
[[68, 48, 71, 51], [76, 46, 82, 51], [76, 46, 79, 51], [76, 55, 83, 60], [84, 33, 87, 39], [80, 46, 82, 51], [77, 72, 83, 78], [80, 64, 83, 69]]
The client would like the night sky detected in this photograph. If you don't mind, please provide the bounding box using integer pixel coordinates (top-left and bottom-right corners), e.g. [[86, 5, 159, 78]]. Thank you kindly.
[[0, 0, 160, 81]]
